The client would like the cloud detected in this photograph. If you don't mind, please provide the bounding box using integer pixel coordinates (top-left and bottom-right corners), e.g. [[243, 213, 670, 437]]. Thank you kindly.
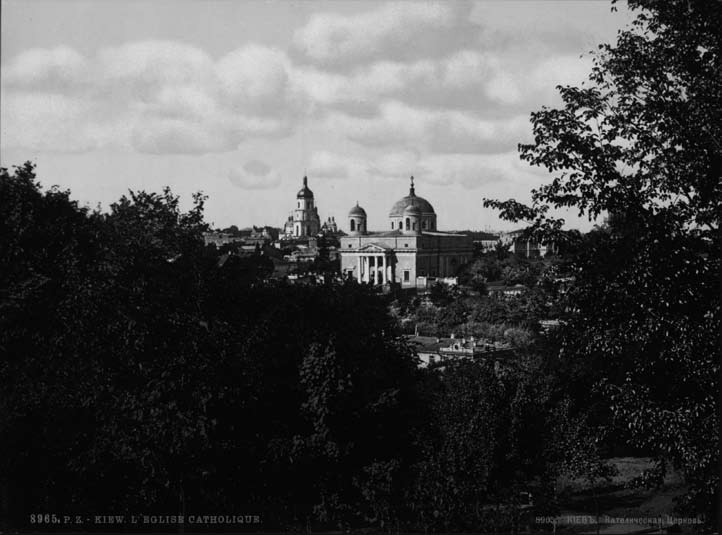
[[216, 45, 299, 115], [0, 7, 596, 157], [97, 41, 214, 94], [243, 160, 271, 176], [366, 150, 424, 179], [415, 153, 536, 190], [293, 2, 479, 67], [304, 149, 546, 193], [308, 151, 360, 179], [228, 167, 282, 190], [1, 41, 300, 154], [0, 92, 130, 152], [1, 46, 89, 92], [325, 102, 532, 154]]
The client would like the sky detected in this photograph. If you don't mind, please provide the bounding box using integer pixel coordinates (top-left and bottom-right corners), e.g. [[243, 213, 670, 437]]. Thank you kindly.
[[1, 0, 634, 232]]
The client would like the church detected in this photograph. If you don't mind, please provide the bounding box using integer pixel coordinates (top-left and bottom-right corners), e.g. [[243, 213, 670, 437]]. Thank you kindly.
[[340, 177, 473, 288], [282, 176, 321, 238]]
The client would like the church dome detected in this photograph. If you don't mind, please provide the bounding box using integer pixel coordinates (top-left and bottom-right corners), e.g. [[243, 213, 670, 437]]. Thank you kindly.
[[389, 176, 435, 216], [349, 203, 367, 217], [297, 176, 314, 198]]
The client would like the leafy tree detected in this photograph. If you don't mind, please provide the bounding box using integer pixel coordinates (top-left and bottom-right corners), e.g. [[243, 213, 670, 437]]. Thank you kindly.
[[0, 166, 422, 528], [484, 0, 720, 518]]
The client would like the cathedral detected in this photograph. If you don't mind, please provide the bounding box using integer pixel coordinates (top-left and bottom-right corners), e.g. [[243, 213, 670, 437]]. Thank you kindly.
[[283, 176, 321, 238], [339, 177, 473, 288]]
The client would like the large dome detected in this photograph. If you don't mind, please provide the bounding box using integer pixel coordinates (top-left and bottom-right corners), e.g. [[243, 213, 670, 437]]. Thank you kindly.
[[390, 195, 435, 216], [389, 177, 435, 216]]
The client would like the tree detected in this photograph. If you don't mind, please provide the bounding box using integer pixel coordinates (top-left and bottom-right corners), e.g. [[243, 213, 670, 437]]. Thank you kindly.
[[484, 0, 720, 519]]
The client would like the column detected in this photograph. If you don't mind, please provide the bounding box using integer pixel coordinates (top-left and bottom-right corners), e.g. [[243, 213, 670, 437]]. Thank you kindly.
[[382, 255, 387, 284], [357, 255, 362, 283], [363, 256, 369, 283]]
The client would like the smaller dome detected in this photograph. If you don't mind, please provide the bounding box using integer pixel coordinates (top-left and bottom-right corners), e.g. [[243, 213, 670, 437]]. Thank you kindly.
[[349, 202, 367, 217], [297, 176, 314, 198], [404, 204, 422, 216]]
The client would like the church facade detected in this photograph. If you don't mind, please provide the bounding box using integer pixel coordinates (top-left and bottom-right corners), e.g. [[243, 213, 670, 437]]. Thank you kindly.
[[340, 178, 473, 288]]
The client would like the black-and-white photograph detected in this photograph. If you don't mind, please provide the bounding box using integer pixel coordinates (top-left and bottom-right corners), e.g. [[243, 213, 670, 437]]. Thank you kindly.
[[0, 0, 719, 533]]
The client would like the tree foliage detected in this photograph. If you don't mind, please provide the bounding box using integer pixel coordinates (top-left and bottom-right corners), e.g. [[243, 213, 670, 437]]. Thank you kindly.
[[484, 0, 720, 518]]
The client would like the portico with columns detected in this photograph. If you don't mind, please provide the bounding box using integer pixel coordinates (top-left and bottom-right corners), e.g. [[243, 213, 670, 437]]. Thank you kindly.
[[351, 244, 393, 284]]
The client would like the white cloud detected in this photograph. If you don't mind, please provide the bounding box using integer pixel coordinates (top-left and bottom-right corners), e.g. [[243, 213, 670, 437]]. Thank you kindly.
[[228, 167, 282, 190], [367, 150, 424, 179], [0, 12, 594, 157], [243, 160, 271, 176], [1, 46, 89, 91], [416, 152, 539, 190], [1, 41, 300, 154], [293, 2, 477, 67], [216, 45, 297, 114], [308, 151, 362, 179], [0, 92, 129, 152], [325, 101, 532, 154], [97, 41, 214, 93], [304, 149, 546, 194]]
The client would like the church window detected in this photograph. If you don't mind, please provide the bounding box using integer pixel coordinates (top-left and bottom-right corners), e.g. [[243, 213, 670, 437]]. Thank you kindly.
[[298, 201, 301, 208], [422, 220, 427, 229], [405, 218, 410, 230], [350, 220, 356, 231], [391, 221, 394, 229], [404, 243, 408, 247], [403, 270, 410, 282]]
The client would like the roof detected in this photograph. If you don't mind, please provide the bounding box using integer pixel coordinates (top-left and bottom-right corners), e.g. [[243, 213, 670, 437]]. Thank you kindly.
[[296, 176, 314, 198], [388, 177, 435, 216], [409, 336, 448, 353], [389, 194, 435, 216], [421, 231, 468, 237], [365, 230, 404, 237], [349, 203, 367, 216], [357, 243, 394, 251]]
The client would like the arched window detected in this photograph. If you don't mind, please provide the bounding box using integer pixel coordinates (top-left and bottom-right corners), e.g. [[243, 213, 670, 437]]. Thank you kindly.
[[350, 220, 356, 231], [391, 221, 394, 230], [405, 218, 410, 230], [422, 220, 427, 229]]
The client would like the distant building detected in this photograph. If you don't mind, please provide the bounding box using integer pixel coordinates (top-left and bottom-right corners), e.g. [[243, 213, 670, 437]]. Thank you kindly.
[[499, 229, 556, 258], [321, 216, 338, 234], [339, 177, 473, 289], [408, 333, 513, 368], [283, 176, 321, 238], [203, 231, 243, 247]]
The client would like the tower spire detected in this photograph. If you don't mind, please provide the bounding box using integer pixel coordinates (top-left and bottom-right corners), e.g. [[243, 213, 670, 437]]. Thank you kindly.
[[409, 175, 415, 196], [303, 175, 308, 187]]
